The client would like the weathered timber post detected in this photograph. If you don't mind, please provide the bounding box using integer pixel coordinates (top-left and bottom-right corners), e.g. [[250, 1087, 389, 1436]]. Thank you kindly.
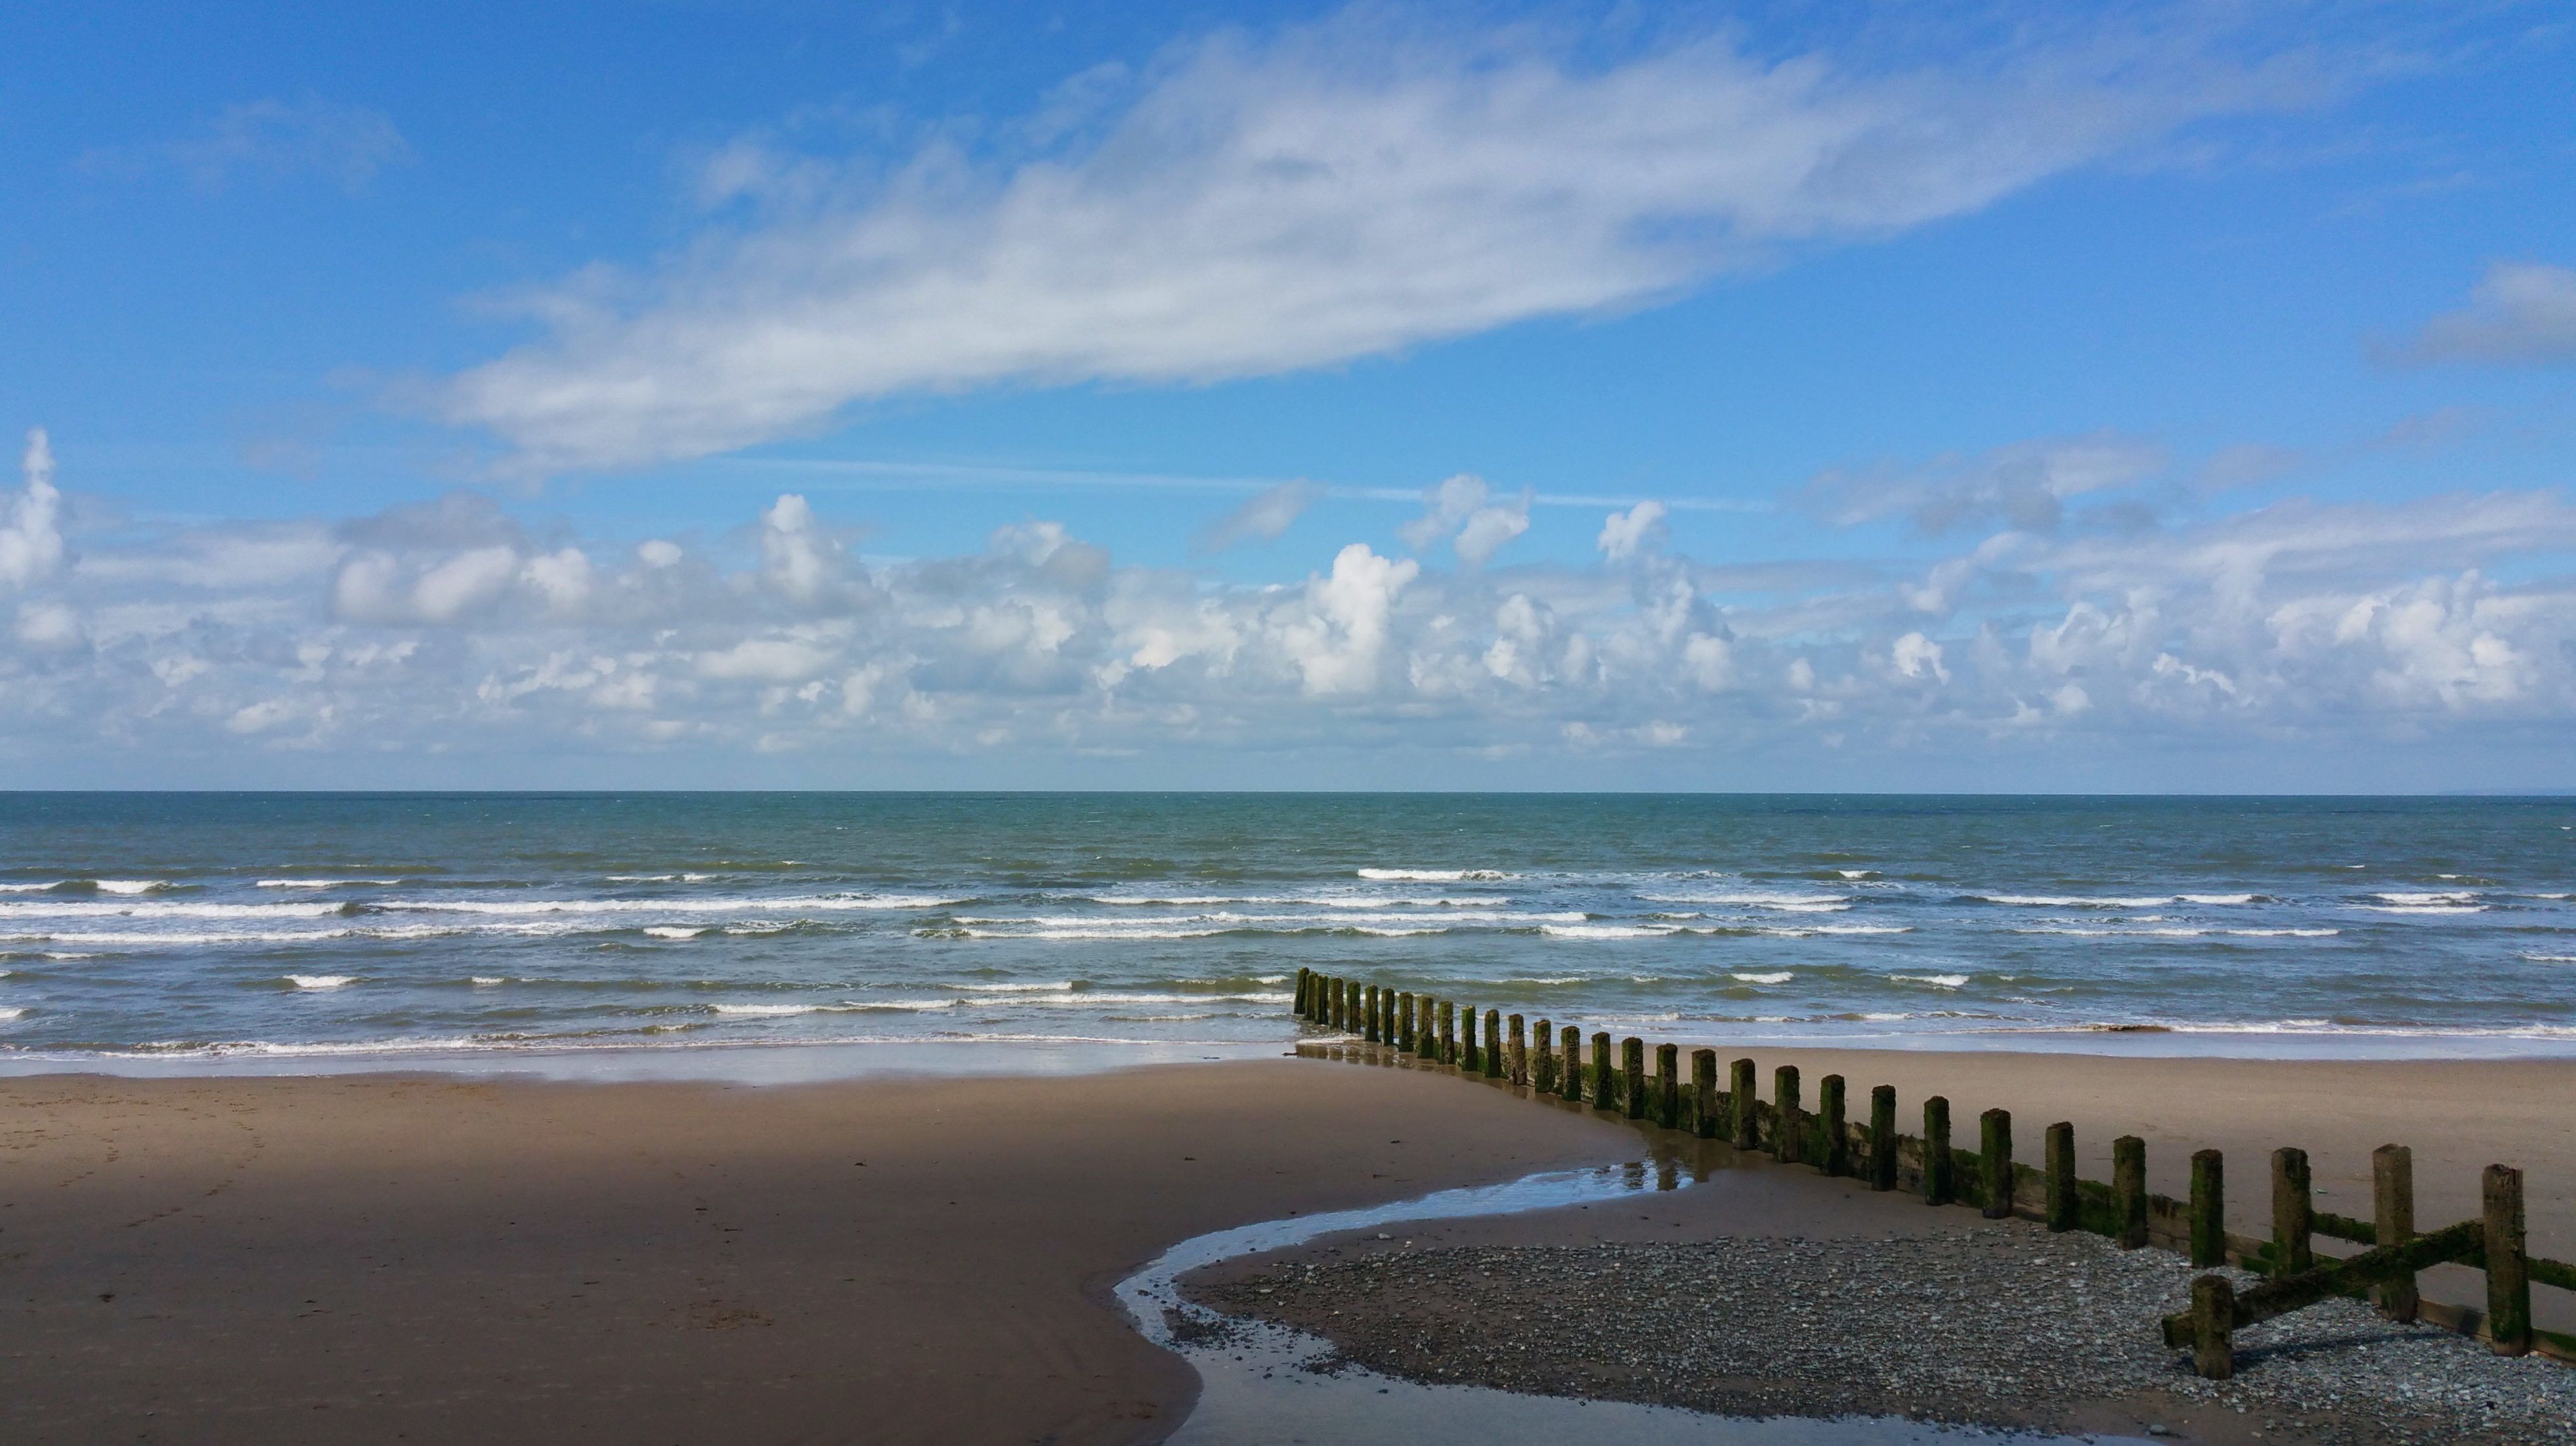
[[2045, 1122, 2077, 1232], [1560, 1026, 1583, 1102], [1295, 969, 1310, 1018], [1590, 1032, 1614, 1109], [1729, 1059, 1759, 1150], [1692, 1050, 1719, 1140], [2484, 1164, 2531, 1356], [1398, 992, 1415, 1052], [1656, 1044, 1679, 1130], [1328, 978, 1344, 1030], [1459, 1006, 1480, 1073], [1364, 985, 1381, 1043], [1419, 997, 1440, 1061], [1379, 987, 1394, 1044], [1439, 1000, 1457, 1066], [2271, 1147, 2313, 1278], [2113, 1136, 2148, 1248], [1923, 1096, 1954, 1206], [2190, 1275, 2235, 1380], [1868, 1085, 1897, 1191], [1507, 1015, 1528, 1086], [1815, 1075, 1847, 1176], [2189, 1149, 2226, 1268], [1482, 1011, 1504, 1080], [1622, 1038, 1648, 1120], [1980, 1109, 2013, 1220], [1772, 1066, 1802, 1164], [1531, 1019, 1554, 1094], [2372, 1144, 2417, 1322]]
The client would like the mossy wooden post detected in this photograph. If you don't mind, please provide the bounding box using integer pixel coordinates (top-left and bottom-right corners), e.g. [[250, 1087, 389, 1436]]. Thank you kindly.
[[1772, 1066, 1801, 1164], [1365, 985, 1382, 1043], [2189, 1149, 2226, 1268], [1729, 1059, 1758, 1150], [1868, 1085, 1897, 1191], [1326, 978, 1342, 1030], [1507, 1015, 1528, 1086], [1655, 1044, 1679, 1129], [2190, 1275, 2235, 1380], [1397, 992, 1415, 1052], [2483, 1163, 2531, 1356], [1922, 1096, 1954, 1206], [2113, 1136, 2148, 1248], [1295, 969, 1310, 1018], [1459, 1005, 1480, 1073], [2270, 1147, 2313, 1278], [1814, 1074, 1847, 1176], [1590, 1032, 1613, 1109], [1482, 1010, 1504, 1080], [1692, 1050, 1719, 1140], [1560, 1026, 1583, 1102], [2372, 1143, 2417, 1322], [1439, 1000, 1457, 1066], [1979, 1109, 2013, 1220], [2044, 1122, 2077, 1232], [1531, 1019, 1554, 1094], [1621, 1038, 1648, 1120]]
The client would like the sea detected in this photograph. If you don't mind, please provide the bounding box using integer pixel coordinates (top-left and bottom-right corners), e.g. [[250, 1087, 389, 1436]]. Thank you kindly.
[[0, 793, 2570, 1073]]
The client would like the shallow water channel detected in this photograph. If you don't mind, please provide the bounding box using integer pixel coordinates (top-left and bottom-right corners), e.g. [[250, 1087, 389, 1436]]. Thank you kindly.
[[1118, 1149, 2158, 1445]]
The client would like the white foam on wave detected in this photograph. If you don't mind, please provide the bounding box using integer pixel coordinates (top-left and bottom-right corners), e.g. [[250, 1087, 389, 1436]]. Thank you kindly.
[[714, 999, 960, 1016], [643, 925, 709, 940], [0, 882, 62, 892], [1975, 894, 2178, 908], [949, 980, 1078, 993], [286, 975, 354, 990], [0, 899, 343, 920], [2360, 904, 2486, 915], [379, 893, 962, 915], [1639, 891, 1851, 912], [0, 1006, 27, 1021], [1835, 870, 1878, 880], [1756, 924, 1911, 937], [1356, 868, 1511, 882], [95, 880, 173, 895], [1543, 924, 1666, 940], [2372, 891, 2481, 906], [1731, 971, 1794, 985], [2229, 927, 2341, 938], [2180, 894, 2259, 905], [2522, 954, 2576, 964], [469, 976, 507, 986], [257, 878, 401, 888], [1891, 973, 1970, 989]]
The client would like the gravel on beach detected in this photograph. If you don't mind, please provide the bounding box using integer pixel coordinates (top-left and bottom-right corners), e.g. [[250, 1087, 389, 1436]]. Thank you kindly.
[[1184, 1225, 2576, 1446]]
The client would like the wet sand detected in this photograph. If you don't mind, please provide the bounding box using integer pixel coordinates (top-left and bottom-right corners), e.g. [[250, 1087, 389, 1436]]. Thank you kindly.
[[2, 1047, 2569, 1443]]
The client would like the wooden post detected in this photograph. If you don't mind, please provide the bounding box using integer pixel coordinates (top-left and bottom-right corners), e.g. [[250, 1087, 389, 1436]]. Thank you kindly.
[[1482, 1011, 1503, 1080], [1397, 992, 1415, 1052], [1772, 1066, 1801, 1164], [2372, 1143, 2417, 1322], [1415, 996, 1435, 1059], [1655, 1044, 1679, 1129], [2190, 1149, 2226, 1268], [2044, 1122, 2077, 1232], [2484, 1164, 2531, 1356], [1295, 969, 1310, 1018], [2271, 1147, 2313, 1278], [1327, 978, 1342, 1030], [1507, 1015, 1527, 1086], [1439, 1000, 1457, 1066], [1459, 1005, 1480, 1073], [1923, 1096, 1954, 1206], [1980, 1109, 2013, 1220], [1560, 1026, 1583, 1101], [2190, 1275, 2235, 1380], [1621, 1038, 1647, 1119], [1531, 1019, 1554, 1094], [1590, 1032, 1613, 1109], [1692, 1050, 1719, 1140], [1868, 1085, 1897, 1191], [1366, 985, 1383, 1043], [1814, 1075, 1847, 1176], [2113, 1136, 2148, 1248], [1729, 1059, 1758, 1150]]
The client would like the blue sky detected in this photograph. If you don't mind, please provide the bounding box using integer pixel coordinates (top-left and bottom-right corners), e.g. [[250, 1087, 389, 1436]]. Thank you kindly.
[[3, 1, 2574, 789]]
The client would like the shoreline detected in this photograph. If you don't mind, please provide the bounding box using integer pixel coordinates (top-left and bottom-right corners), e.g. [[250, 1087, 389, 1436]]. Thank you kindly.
[[3, 1048, 2568, 1442]]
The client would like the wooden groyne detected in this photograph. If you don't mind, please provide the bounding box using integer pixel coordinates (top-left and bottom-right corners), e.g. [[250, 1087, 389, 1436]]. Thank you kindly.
[[1287, 968, 2575, 1376]]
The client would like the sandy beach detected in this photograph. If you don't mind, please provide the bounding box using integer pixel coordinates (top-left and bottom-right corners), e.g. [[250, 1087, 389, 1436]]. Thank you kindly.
[[3, 1046, 2569, 1443]]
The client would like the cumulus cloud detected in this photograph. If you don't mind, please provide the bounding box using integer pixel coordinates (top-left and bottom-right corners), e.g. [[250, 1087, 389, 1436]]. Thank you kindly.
[[0, 429, 65, 589], [1598, 501, 1669, 563], [1401, 474, 1530, 566], [1194, 480, 1321, 553], [5, 438, 2575, 771], [437, 10, 2342, 473], [2403, 261, 2576, 366]]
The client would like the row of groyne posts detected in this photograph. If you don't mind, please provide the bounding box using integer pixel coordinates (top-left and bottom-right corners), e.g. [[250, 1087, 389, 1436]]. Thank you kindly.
[[1291, 969, 2576, 1378]]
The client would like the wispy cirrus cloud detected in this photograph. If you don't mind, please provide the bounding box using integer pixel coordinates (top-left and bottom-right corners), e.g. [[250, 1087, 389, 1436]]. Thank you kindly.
[[2403, 261, 2576, 366], [83, 97, 413, 194], [435, 7, 2357, 475]]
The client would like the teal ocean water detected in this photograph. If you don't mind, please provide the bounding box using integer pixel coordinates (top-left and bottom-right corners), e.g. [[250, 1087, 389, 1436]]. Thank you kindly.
[[0, 794, 2570, 1067]]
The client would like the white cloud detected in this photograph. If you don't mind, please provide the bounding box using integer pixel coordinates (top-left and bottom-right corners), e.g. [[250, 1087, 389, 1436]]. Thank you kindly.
[[1276, 543, 1418, 696], [1598, 501, 1668, 563], [165, 98, 412, 193], [1401, 473, 1530, 566], [1801, 432, 2168, 534], [1, 429, 65, 589], [2405, 262, 2576, 366], [437, 11, 2340, 473], [1195, 479, 1321, 553]]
